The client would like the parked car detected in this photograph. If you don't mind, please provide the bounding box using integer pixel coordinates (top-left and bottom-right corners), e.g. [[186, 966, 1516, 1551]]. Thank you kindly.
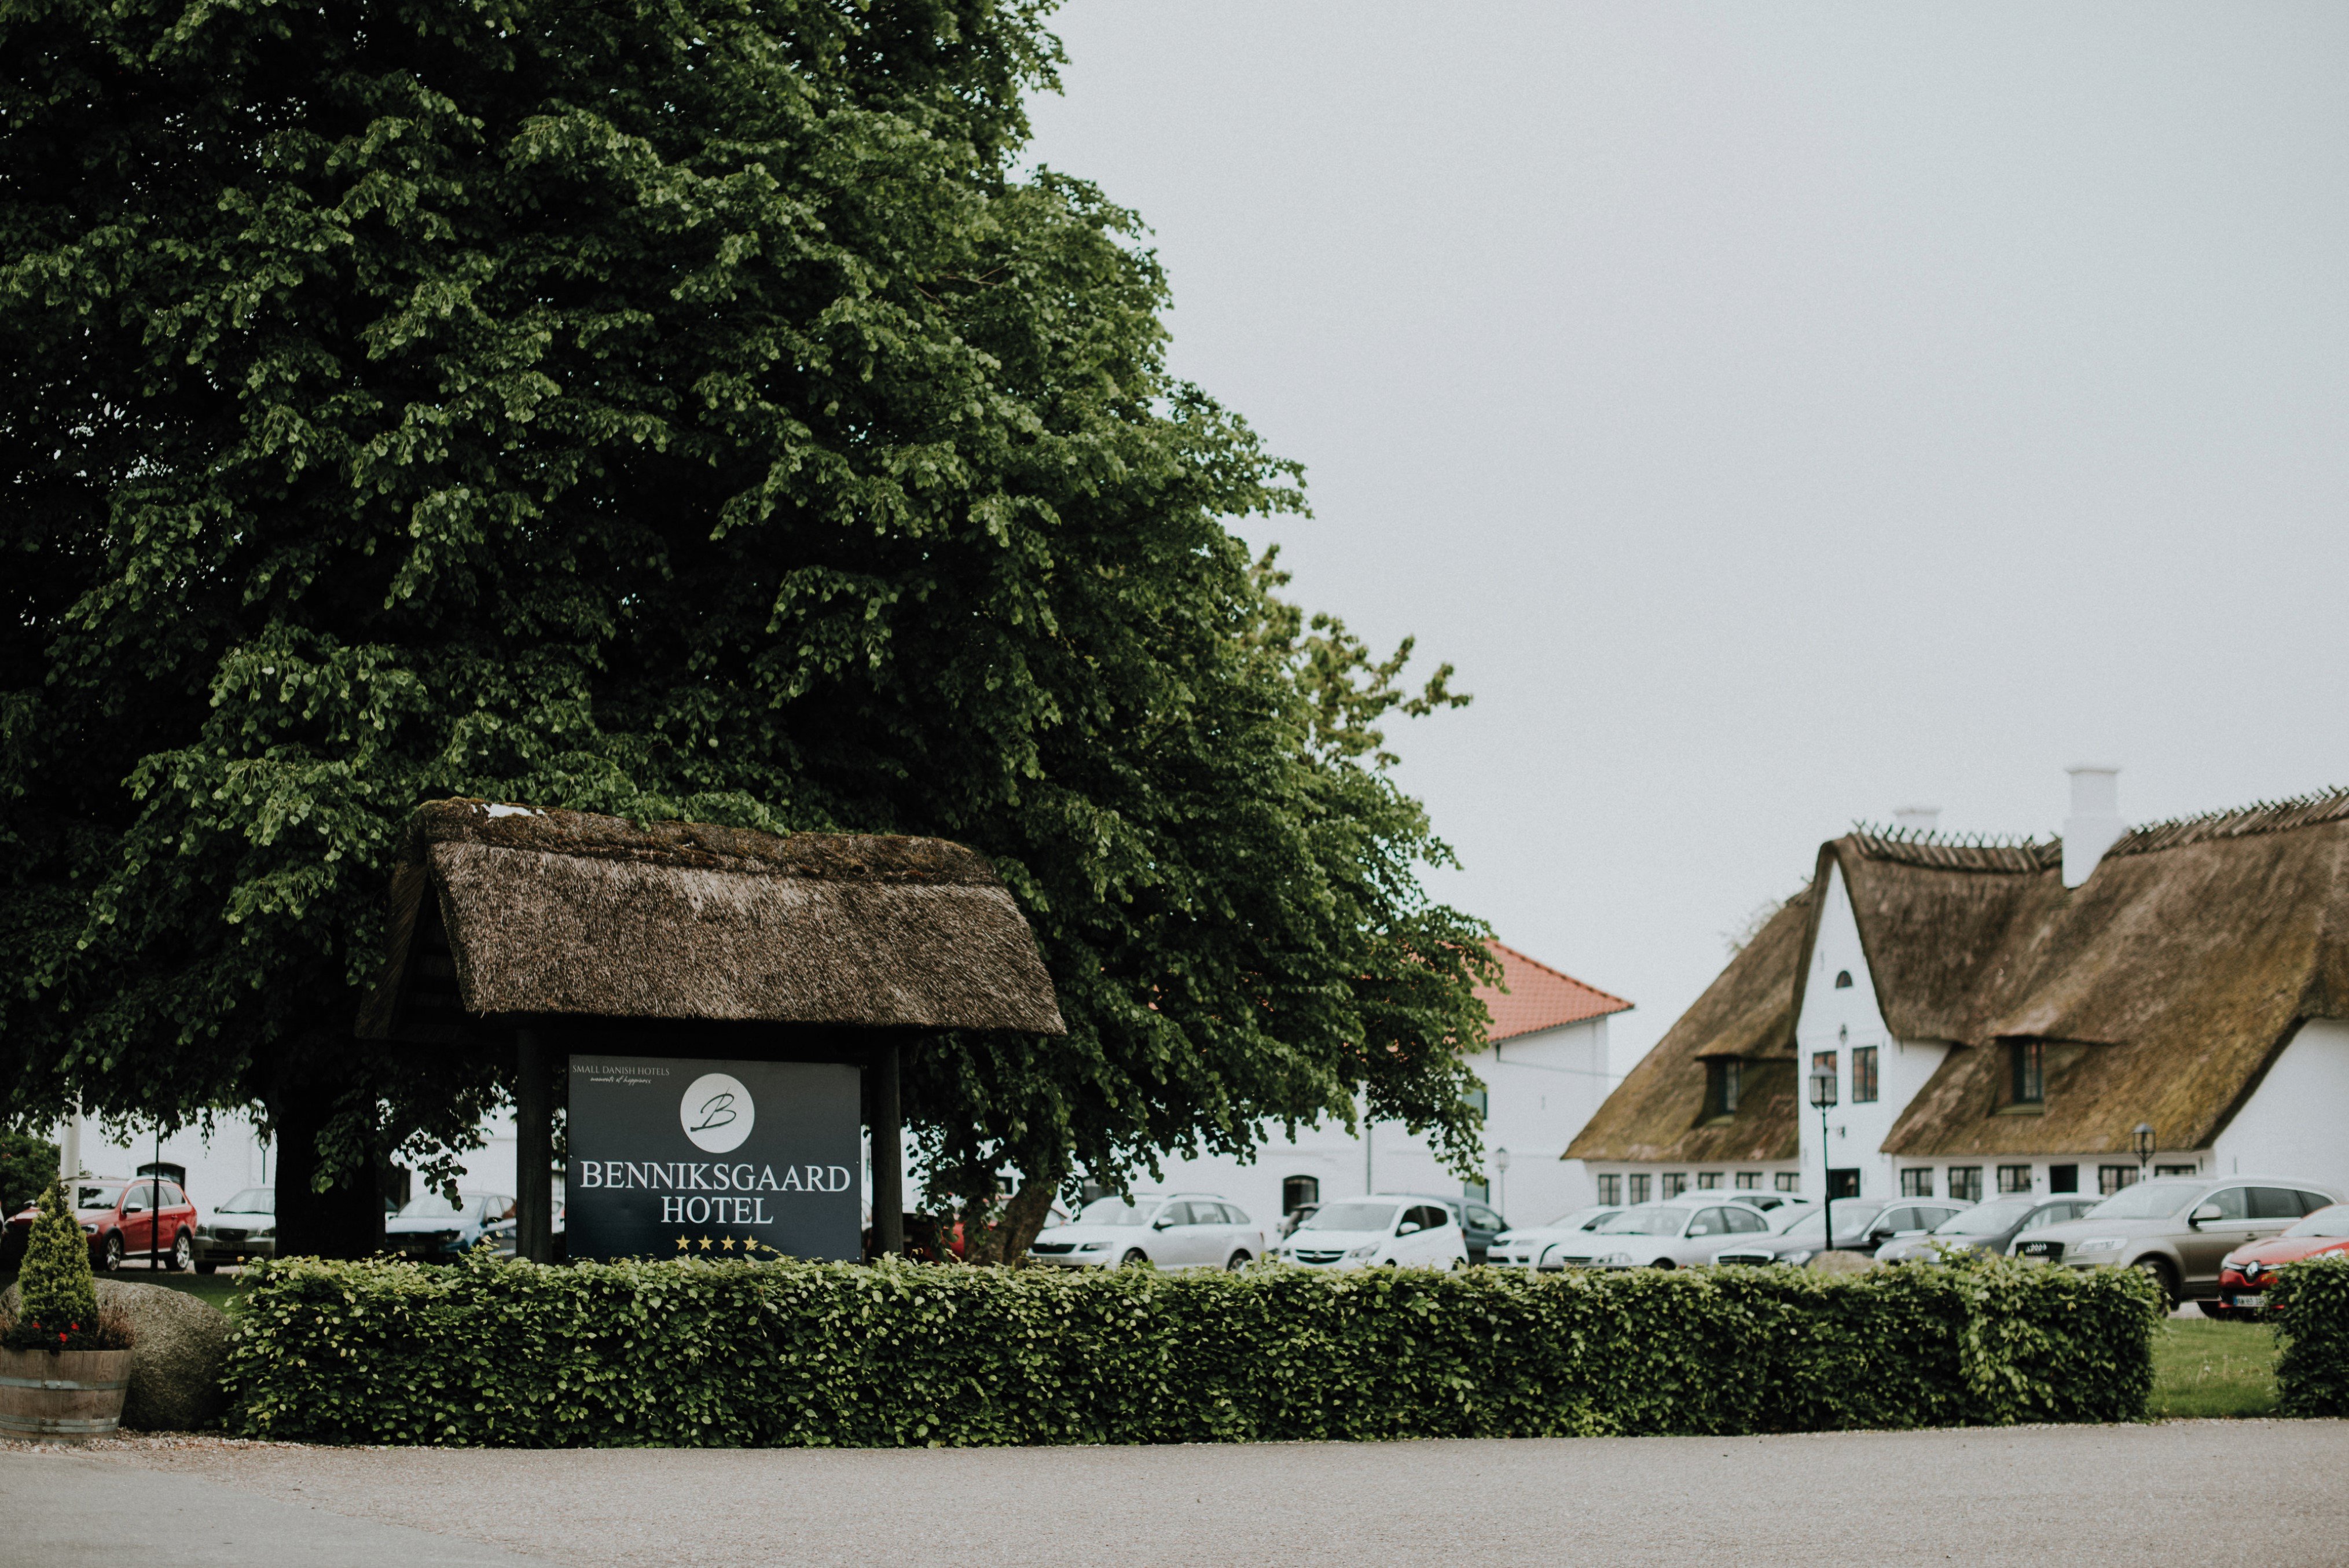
[[192, 1186, 278, 1272], [384, 1189, 516, 1261], [1270, 1196, 1467, 1270], [1874, 1195, 2100, 1265], [1487, 1205, 1620, 1270], [1451, 1197, 1511, 1265], [482, 1202, 567, 1262], [1026, 1193, 1265, 1269], [1711, 1197, 1967, 1265], [3, 1178, 203, 1273], [1548, 1194, 1778, 1270], [2006, 1176, 2342, 1306], [2215, 1202, 2349, 1317], [1276, 1203, 1318, 1240]]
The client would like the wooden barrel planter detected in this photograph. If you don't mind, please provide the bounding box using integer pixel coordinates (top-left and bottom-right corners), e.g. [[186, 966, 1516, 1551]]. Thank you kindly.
[[0, 1348, 133, 1440]]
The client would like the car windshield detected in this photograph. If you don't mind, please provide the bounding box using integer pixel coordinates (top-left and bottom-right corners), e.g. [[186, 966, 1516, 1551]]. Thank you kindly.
[[74, 1183, 124, 1210], [397, 1192, 484, 1220], [1071, 1197, 1158, 1228], [1301, 1202, 1399, 1233], [215, 1188, 274, 1215], [1594, 1205, 1687, 1236], [1776, 1202, 1885, 1237], [1934, 1199, 2037, 1236], [1540, 1207, 1609, 1231], [2084, 1181, 2202, 1221], [2285, 1205, 2349, 1239]]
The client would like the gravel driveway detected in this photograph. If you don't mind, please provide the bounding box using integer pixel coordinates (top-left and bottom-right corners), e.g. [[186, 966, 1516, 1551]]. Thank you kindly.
[[11, 1419, 2347, 1568]]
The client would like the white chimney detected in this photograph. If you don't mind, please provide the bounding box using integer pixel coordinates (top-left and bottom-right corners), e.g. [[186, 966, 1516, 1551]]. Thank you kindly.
[[2062, 765, 2123, 888], [1892, 806, 1941, 835]]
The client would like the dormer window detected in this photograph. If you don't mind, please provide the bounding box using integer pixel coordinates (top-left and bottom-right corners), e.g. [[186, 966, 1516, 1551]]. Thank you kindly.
[[2010, 1040, 2046, 1105], [1834, 970, 1853, 989], [1704, 1058, 1742, 1121]]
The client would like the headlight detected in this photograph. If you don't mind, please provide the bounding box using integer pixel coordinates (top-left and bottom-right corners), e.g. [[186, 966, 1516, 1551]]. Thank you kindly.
[[1078, 1242, 1106, 1251], [1783, 1250, 1815, 1265], [1346, 1243, 1379, 1259], [2072, 1237, 2125, 1254], [251, 1227, 274, 1240], [1597, 1251, 1635, 1267]]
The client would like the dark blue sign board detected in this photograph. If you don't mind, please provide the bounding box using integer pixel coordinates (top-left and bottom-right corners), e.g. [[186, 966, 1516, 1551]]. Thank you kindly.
[[567, 1055, 862, 1262]]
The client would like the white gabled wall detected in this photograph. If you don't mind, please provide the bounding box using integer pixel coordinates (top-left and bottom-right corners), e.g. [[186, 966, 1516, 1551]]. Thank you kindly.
[[1794, 862, 1950, 1201], [2213, 1017, 2349, 1196]]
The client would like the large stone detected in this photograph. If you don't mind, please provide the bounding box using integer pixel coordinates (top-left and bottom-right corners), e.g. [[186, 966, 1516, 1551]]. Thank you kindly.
[[2, 1278, 230, 1430], [1805, 1249, 1877, 1277]]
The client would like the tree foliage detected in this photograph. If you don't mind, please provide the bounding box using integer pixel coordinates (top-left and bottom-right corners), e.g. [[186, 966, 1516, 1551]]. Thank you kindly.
[[0, 0, 1491, 1225]]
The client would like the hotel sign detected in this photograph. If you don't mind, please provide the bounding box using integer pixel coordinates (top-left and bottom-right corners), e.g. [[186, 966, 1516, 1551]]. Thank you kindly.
[[567, 1055, 861, 1261]]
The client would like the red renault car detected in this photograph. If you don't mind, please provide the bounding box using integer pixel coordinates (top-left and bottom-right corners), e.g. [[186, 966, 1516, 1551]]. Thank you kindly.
[[2, 1177, 202, 1272], [2218, 1202, 2349, 1315]]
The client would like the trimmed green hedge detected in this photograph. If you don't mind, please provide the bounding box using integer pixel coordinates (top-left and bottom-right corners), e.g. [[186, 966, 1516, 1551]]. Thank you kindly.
[[222, 1253, 2160, 1446], [2274, 1254, 2349, 1416]]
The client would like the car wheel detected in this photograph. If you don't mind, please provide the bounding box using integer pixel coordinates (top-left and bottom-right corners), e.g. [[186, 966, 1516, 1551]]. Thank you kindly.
[[101, 1232, 125, 1272], [2133, 1257, 2178, 1310], [1653, 1258, 1676, 1269], [169, 1231, 193, 1272], [1224, 1251, 1251, 1271], [1120, 1248, 1150, 1268]]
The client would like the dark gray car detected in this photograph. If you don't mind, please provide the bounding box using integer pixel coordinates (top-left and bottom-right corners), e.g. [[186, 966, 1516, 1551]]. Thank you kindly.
[[1875, 1195, 2100, 1264], [192, 1185, 277, 1273]]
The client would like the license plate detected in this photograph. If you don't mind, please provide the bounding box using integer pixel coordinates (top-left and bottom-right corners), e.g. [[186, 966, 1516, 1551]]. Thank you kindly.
[[2231, 1292, 2266, 1309]]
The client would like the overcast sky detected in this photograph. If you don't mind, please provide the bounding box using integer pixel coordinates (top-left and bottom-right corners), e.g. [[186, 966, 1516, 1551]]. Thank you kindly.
[[1024, 3, 2349, 1075]]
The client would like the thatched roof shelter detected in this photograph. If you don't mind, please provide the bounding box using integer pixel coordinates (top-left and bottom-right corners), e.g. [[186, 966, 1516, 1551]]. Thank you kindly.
[[1568, 789, 2349, 1164], [357, 799, 1066, 1041]]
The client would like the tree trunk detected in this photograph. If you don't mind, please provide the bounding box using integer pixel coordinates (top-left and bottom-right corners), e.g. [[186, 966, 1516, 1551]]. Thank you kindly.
[[270, 1067, 386, 1260], [992, 1177, 1064, 1266]]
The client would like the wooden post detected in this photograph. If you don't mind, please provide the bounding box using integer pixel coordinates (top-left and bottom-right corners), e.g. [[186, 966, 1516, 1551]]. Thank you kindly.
[[515, 1026, 553, 1265], [873, 1039, 903, 1259]]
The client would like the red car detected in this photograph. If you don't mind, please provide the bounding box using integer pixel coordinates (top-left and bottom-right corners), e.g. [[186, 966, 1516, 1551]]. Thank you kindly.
[[2217, 1202, 2349, 1314], [3, 1177, 202, 1273]]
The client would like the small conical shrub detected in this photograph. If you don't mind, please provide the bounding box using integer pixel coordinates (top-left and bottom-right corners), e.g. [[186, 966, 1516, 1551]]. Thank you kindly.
[[3, 1176, 119, 1350]]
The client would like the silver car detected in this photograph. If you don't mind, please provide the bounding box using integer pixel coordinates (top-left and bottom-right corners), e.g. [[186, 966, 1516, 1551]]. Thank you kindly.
[[1548, 1195, 1777, 1270], [1487, 1205, 1620, 1270], [1026, 1192, 1266, 1270], [2007, 1175, 2342, 1306]]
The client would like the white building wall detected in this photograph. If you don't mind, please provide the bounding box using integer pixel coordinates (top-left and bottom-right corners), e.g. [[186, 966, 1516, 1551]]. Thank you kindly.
[[56, 1107, 525, 1213], [2213, 1017, 2349, 1195], [1794, 863, 1951, 1202], [1142, 1016, 1616, 1231]]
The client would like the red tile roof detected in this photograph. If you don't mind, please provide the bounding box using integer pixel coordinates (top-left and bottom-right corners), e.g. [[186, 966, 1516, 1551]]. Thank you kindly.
[[1475, 941, 1633, 1042]]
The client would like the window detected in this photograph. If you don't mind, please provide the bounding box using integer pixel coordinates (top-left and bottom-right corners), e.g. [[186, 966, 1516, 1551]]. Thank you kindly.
[[1661, 1173, 1689, 1199], [2048, 1164, 2079, 1194], [1687, 1208, 1732, 1239], [1811, 1050, 1837, 1096], [1401, 1205, 1448, 1233], [1704, 1057, 1743, 1119], [1775, 1172, 1800, 1193], [1462, 1087, 1489, 1117], [1467, 1204, 1504, 1233], [1627, 1174, 1651, 1204], [2201, 1187, 2250, 1221], [1696, 1172, 1722, 1190], [2010, 1040, 2046, 1104], [1998, 1165, 2032, 1194], [1282, 1176, 1320, 1215], [1833, 970, 1853, 989], [2155, 1163, 2198, 1178], [1735, 1171, 1760, 1190], [1947, 1167, 1983, 1203], [2098, 1165, 2137, 1196], [1595, 1174, 1623, 1206], [1463, 1181, 1490, 1205], [1851, 1046, 1878, 1104], [2249, 1188, 2308, 1220], [1900, 1169, 1935, 1198], [1158, 1201, 1197, 1226], [1724, 1207, 1767, 1233], [1827, 1168, 1861, 1199]]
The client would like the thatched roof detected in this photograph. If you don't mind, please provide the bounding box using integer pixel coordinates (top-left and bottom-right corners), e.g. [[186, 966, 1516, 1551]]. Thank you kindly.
[[1562, 892, 1811, 1165], [1567, 788, 2349, 1164], [357, 799, 1066, 1039]]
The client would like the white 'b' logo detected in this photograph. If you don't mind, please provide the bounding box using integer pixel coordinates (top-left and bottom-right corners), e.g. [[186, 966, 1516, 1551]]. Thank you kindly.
[[680, 1073, 755, 1153]]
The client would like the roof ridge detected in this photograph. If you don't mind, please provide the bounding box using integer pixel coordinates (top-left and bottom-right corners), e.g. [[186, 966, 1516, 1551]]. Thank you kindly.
[[1485, 939, 1635, 1013], [2105, 786, 2349, 857], [1847, 825, 2061, 874]]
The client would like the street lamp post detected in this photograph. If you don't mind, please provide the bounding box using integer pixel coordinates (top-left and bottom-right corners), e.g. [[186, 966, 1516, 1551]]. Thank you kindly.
[[1495, 1147, 1511, 1220], [1808, 1070, 1838, 1257], [2134, 1123, 2155, 1181]]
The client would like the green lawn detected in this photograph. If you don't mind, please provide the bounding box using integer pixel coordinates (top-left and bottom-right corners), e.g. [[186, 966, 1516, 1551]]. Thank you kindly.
[[2149, 1316, 2280, 1418], [0, 1262, 259, 1316]]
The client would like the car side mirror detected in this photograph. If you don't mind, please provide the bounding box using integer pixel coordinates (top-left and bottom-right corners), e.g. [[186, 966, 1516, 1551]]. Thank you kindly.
[[1690, 1225, 1712, 1236], [2189, 1203, 2222, 1227], [1397, 1221, 1422, 1236], [1869, 1228, 1894, 1243], [1152, 1217, 1174, 1230]]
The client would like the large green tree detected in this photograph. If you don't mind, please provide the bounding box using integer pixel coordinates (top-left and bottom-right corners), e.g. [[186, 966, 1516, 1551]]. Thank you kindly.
[[0, 0, 1492, 1254]]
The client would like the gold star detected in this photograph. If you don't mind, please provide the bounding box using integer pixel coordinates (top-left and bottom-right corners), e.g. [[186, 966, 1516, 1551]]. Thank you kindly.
[[720, 1236, 735, 1251], [676, 1236, 690, 1250], [698, 1235, 712, 1250]]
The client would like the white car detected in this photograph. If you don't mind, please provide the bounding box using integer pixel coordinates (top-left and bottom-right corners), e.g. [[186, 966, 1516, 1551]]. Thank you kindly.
[[1271, 1195, 1468, 1271], [1546, 1194, 1777, 1270], [1487, 1205, 1620, 1270], [1025, 1192, 1265, 1270]]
